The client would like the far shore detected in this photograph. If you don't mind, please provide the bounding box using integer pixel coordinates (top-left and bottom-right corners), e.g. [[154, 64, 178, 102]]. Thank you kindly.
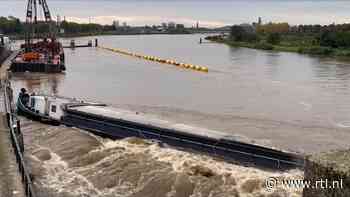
[[205, 35, 350, 58], [7, 31, 201, 41]]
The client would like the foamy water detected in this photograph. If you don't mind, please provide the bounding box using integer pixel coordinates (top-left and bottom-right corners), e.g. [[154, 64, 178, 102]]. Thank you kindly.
[[21, 118, 303, 197]]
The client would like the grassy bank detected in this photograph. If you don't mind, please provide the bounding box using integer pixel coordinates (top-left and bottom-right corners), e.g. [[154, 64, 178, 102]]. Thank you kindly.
[[206, 36, 350, 57]]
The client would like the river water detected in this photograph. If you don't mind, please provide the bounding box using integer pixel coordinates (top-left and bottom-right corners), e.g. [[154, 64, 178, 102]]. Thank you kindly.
[[11, 34, 350, 153], [22, 117, 302, 197]]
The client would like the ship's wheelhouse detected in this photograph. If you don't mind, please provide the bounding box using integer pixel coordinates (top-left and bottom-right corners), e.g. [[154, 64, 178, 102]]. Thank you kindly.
[[27, 95, 65, 121]]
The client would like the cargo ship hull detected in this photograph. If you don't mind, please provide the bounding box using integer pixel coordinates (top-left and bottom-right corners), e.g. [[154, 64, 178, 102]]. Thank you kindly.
[[17, 89, 305, 170], [10, 61, 65, 73]]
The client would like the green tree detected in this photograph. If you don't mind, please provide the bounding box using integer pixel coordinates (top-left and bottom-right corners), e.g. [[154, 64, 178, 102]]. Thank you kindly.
[[266, 33, 281, 45], [0, 16, 24, 34], [230, 25, 259, 42], [230, 25, 245, 41], [256, 22, 289, 34]]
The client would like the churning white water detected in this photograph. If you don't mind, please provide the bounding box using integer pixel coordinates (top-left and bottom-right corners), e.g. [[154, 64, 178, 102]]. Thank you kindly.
[[21, 118, 303, 197]]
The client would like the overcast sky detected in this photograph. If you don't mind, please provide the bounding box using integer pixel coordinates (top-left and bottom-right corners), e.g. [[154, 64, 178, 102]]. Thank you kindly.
[[1, 0, 350, 27]]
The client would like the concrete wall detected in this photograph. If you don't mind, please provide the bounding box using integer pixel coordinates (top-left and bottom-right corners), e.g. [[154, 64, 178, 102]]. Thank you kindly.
[[0, 114, 25, 197], [0, 48, 11, 65]]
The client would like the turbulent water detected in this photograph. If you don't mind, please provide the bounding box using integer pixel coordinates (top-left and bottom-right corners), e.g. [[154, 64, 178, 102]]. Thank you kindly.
[[11, 34, 350, 154], [21, 118, 302, 197]]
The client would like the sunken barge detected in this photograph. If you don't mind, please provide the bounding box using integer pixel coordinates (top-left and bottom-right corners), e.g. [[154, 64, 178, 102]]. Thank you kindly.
[[17, 89, 305, 170]]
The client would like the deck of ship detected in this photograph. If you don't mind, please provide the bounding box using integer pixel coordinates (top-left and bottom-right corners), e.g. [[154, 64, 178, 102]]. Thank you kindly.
[[69, 105, 228, 140], [63, 104, 305, 169]]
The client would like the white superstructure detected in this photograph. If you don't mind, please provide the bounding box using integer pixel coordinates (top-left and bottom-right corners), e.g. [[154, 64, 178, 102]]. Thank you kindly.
[[26, 95, 74, 121]]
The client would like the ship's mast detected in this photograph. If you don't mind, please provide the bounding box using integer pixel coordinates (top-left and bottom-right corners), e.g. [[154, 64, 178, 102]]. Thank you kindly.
[[25, 0, 53, 49]]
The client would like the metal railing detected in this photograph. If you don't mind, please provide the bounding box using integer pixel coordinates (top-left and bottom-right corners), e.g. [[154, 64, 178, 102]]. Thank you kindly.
[[3, 79, 36, 197]]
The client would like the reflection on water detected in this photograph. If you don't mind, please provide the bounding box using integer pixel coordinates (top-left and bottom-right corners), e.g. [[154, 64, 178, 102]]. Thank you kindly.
[[11, 34, 350, 153], [11, 73, 65, 96]]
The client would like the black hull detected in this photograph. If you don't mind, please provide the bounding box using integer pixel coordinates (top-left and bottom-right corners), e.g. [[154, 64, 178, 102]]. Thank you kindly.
[[10, 62, 65, 73], [16, 97, 58, 124], [62, 107, 305, 170]]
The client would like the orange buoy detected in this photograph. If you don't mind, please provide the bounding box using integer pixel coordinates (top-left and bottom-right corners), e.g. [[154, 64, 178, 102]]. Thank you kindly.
[[23, 52, 40, 61]]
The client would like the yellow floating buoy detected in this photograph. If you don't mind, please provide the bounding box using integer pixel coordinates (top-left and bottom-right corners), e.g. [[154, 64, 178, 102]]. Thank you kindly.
[[101, 46, 208, 73], [201, 67, 209, 72]]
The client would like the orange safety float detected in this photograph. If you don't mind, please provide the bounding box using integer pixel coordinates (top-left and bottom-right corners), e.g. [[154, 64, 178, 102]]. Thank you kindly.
[[22, 52, 40, 61]]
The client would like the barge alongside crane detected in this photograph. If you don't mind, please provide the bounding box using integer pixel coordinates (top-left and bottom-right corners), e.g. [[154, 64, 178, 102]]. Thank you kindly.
[[10, 0, 65, 73], [17, 89, 305, 170]]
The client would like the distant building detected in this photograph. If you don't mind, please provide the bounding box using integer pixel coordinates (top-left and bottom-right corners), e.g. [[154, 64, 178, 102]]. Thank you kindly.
[[253, 17, 263, 28], [176, 24, 185, 29], [113, 20, 120, 29], [161, 22, 167, 29], [289, 25, 298, 33], [196, 21, 199, 29], [168, 22, 176, 29], [122, 22, 127, 27]]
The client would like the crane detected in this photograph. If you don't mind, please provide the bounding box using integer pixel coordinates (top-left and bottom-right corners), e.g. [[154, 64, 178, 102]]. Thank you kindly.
[[25, 0, 54, 49], [26, 0, 52, 23], [12, 0, 65, 73]]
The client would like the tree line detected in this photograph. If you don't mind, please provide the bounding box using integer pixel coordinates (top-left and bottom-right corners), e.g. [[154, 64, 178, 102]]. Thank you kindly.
[[0, 16, 115, 36], [0, 16, 23, 34], [228, 22, 350, 49]]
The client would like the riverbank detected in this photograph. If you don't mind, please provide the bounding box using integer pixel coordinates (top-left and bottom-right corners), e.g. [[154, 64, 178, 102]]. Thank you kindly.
[[0, 114, 25, 197], [205, 36, 350, 57], [0, 52, 25, 197]]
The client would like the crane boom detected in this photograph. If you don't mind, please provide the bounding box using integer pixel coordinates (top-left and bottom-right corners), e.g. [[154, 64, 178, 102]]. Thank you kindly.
[[41, 0, 52, 22], [26, 0, 52, 22], [26, 0, 33, 23], [25, 0, 54, 47]]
